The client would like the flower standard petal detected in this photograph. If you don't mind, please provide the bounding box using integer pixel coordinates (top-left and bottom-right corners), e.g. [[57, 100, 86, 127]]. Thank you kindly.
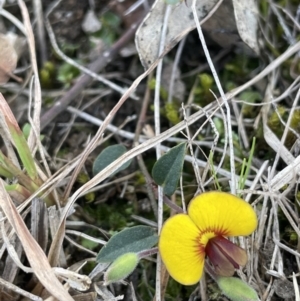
[[188, 192, 257, 237], [159, 214, 205, 285]]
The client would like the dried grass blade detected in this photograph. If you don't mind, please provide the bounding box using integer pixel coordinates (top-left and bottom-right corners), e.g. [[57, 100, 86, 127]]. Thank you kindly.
[[1, 236, 23, 283], [0, 214, 32, 273], [0, 181, 74, 301], [269, 155, 300, 190], [293, 272, 300, 301], [0, 113, 20, 169], [0, 276, 43, 301], [31, 198, 48, 252], [0, 93, 38, 180], [17, 0, 42, 150]]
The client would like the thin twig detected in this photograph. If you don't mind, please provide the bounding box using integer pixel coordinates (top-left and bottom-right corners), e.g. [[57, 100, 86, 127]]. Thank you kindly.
[[192, 0, 236, 194], [133, 73, 158, 219], [167, 36, 186, 103], [270, 86, 300, 178], [33, 0, 47, 65], [154, 5, 172, 301], [44, 0, 138, 100], [18, 0, 42, 152], [0, 7, 26, 35], [40, 15, 144, 130]]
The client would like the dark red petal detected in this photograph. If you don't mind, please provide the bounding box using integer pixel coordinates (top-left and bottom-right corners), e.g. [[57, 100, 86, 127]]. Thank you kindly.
[[205, 236, 248, 276], [214, 236, 248, 267], [206, 239, 235, 276]]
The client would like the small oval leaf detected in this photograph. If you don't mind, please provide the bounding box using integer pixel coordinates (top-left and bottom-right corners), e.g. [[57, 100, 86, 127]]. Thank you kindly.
[[152, 143, 186, 195], [97, 226, 158, 263], [92, 144, 132, 176]]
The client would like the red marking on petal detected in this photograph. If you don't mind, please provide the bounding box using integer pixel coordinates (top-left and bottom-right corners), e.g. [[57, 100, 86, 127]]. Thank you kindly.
[[205, 236, 248, 277], [193, 239, 205, 257]]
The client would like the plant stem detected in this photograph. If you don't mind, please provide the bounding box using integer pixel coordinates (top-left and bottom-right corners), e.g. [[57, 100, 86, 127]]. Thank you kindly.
[[138, 247, 158, 259]]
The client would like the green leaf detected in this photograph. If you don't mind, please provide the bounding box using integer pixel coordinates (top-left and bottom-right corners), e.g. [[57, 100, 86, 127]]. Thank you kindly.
[[92, 144, 132, 177], [22, 123, 44, 142], [22, 123, 31, 140], [57, 62, 80, 87], [152, 143, 186, 196], [239, 91, 262, 103], [199, 73, 214, 91], [97, 226, 158, 263], [217, 276, 259, 301], [104, 252, 139, 285], [165, 0, 181, 4]]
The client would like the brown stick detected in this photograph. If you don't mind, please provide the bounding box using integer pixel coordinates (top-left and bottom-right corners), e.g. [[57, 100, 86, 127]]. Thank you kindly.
[[40, 20, 142, 130]]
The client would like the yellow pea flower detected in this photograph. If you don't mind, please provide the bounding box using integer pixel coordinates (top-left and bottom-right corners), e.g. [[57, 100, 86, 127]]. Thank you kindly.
[[159, 191, 257, 285]]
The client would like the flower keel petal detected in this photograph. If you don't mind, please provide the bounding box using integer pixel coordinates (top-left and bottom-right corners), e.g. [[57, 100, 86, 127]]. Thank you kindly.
[[206, 236, 248, 276], [159, 214, 205, 285]]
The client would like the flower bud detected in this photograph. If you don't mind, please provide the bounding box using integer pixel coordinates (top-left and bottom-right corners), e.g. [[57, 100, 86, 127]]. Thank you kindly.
[[104, 253, 139, 285], [217, 276, 259, 301]]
